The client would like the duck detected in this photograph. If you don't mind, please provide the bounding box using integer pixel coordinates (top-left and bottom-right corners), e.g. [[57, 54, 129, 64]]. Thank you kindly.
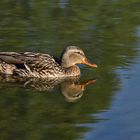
[[0, 46, 97, 78]]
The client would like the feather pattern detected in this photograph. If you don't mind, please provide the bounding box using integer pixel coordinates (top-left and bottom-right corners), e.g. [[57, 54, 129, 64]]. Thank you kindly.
[[0, 52, 65, 78], [0, 46, 97, 78]]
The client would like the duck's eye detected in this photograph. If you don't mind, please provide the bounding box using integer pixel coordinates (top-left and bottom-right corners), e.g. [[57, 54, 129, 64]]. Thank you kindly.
[[76, 52, 82, 55]]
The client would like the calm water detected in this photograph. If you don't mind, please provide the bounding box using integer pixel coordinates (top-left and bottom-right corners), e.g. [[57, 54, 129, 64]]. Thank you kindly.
[[0, 1, 140, 140]]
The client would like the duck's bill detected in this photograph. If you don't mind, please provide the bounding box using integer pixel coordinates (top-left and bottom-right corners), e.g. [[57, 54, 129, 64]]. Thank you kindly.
[[82, 79, 96, 87], [82, 58, 98, 68]]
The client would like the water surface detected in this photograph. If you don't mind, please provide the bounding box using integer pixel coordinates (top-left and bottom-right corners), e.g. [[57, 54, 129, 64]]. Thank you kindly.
[[0, 1, 140, 140]]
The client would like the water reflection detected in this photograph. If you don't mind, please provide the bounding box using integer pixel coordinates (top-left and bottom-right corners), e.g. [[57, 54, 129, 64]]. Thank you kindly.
[[0, 74, 96, 102], [61, 79, 96, 102], [0, 0, 140, 140], [0, 75, 98, 140]]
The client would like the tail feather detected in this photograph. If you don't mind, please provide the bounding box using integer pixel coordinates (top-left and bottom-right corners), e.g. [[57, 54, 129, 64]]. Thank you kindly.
[[0, 63, 16, 75]]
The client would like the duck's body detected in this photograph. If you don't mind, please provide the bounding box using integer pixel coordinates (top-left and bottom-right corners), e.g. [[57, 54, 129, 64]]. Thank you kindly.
[[0, 52, 65, 78], [0, 46, 97, 78]]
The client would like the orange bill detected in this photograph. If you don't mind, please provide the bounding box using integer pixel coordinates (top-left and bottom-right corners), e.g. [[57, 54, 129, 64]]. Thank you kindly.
[[82, 58, 98, 68]]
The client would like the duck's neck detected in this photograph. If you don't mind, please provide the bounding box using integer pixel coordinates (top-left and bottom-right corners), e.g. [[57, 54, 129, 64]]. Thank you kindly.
[[61, 55, 72, 68], [64, 65, 81, 76], [60, 51, 80, 76], [60, 49, 76, 68]]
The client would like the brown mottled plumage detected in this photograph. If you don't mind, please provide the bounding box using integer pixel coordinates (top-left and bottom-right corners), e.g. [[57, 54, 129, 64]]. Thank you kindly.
[[0, 46, 97, 78]]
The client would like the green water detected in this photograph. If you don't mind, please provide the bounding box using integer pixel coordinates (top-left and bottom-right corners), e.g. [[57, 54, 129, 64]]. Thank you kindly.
[[0, 1, 140, 140]]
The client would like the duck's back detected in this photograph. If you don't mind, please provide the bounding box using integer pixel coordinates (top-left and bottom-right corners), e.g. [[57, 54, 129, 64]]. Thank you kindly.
[[0, 52, 64, 78]]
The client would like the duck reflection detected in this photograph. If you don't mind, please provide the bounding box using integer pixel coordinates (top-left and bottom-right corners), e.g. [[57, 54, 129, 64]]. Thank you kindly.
[[60, 79, 96, 102], [0, 74, 96, 102]]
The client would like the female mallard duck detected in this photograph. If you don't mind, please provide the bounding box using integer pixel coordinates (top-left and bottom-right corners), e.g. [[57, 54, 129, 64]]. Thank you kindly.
[[0, 46, 97, 78]]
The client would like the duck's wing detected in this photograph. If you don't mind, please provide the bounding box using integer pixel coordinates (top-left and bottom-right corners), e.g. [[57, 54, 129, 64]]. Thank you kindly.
[[0, 52, 25, 64], [22, 52, 62, 72], [0, 52, 62, 72]]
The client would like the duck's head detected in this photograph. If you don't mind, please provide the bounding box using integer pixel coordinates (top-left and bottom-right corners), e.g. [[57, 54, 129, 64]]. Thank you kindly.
[[61, 46, 97, 68]]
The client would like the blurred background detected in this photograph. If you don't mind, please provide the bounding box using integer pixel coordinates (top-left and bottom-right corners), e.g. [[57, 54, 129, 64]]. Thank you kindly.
[[0, 0, 140, 140]]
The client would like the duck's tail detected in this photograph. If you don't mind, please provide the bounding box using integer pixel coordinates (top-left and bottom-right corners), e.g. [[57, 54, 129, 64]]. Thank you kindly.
[[0, 62, 16, 75]]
